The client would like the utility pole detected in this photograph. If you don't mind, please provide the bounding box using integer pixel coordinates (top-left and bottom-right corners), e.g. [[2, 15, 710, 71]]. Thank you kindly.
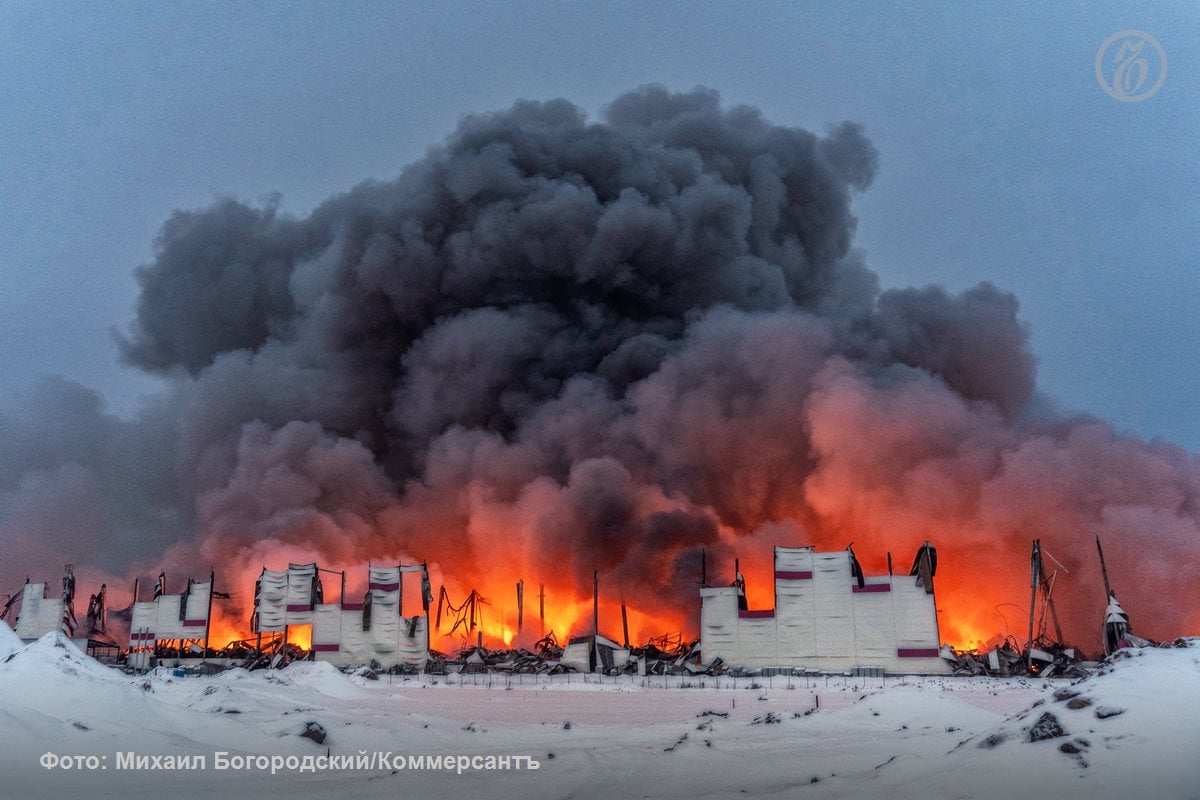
[[1027, 540, 1041, 670], [621, 598, 629, 648], [591, 570, 599, 673], [203, 568, 214, 659], [516, 579, 524, 635], [538, 584, 545, 638], [1096, 536, 1113, 600]]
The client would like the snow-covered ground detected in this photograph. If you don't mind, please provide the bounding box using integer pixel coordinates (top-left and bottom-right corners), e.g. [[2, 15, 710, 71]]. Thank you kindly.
[[1, 621, 1196, 800]]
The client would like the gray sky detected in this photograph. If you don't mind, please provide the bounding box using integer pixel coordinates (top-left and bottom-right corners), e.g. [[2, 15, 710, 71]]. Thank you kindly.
[[2, 1, 1197, 445]]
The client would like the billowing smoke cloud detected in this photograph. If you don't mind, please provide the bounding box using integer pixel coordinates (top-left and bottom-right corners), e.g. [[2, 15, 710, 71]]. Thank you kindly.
[[0, 378, 188, 587], [2, 85, 1196, 650]]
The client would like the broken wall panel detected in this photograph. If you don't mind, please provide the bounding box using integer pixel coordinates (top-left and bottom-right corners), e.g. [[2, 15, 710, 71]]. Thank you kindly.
[[254, 564, 320, 633], [701, 545, 950, 674], [310, 564, 430, 670], [13, 583, 65, 640], [128, 579, 212, 644]]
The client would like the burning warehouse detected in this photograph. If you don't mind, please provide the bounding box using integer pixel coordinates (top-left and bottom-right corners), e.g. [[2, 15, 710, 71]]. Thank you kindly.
[[127, 571, 216, 670], [701, 543, 949, 674], [254, 562, 434, 670], [1, 87, 1195, 681], [0, 531, 1161, 679]]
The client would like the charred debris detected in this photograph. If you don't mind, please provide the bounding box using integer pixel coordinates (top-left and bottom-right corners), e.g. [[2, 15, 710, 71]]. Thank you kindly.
[[0, 536, 1166, 679], [941, 536, 1158, 679]]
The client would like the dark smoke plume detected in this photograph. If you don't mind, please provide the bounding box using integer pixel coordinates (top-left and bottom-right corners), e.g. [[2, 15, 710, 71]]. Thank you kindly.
[[2, 86, 1196, 649]]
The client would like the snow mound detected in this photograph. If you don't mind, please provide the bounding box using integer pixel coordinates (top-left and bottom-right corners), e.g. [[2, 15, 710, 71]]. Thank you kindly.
[[941, 641, 1200, 799], [0, 621, 22, 658], [275, 659, 372, 700], [842, 685, 999, 730], [0, 632, 122, 686]]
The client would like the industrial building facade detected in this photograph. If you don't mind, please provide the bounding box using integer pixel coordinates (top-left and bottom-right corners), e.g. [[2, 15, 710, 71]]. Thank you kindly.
[[700, 545, 950, 674], [13, 581, 69, 642], [310, 565, 430, 670], [128, 573, 214, 669], [251, 563, 432, 670]]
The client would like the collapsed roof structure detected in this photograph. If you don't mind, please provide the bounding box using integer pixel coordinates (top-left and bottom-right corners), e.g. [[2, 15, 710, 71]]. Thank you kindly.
[[700, 543, 951, 675], [561, 634, 629, 674]]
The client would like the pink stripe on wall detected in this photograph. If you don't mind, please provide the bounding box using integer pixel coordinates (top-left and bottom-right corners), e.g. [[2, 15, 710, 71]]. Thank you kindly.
[[369, 582, 400, 592], [738, 609, 775, 619], [341, 602, 364, 611], [897, 647, 940, 658], [285, 604, 312, 612], [774, 571, 813, 580], [182, 619, 207, 627], [851, 583, 891, 593], [309, 643, 340, 652]]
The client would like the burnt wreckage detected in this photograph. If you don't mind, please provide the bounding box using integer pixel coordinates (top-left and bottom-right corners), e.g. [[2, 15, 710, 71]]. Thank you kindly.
[[0, 537, 1161, 676]]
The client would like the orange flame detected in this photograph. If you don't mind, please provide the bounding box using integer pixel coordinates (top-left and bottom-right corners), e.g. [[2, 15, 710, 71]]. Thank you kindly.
[[155, 524, 1082, 659], [191, 554, 1015, 655], [428, 584, 685, 653]]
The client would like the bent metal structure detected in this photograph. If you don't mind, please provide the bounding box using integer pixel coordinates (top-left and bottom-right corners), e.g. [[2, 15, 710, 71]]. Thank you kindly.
[[700, 543, 951, 674]]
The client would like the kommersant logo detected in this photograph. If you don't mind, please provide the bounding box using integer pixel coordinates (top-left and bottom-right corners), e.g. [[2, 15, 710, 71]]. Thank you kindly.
[[1095, 30, 1168, 102]]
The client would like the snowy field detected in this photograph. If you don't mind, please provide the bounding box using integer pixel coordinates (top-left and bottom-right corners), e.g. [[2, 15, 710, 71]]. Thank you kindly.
[[2, 622, 1197, 800]]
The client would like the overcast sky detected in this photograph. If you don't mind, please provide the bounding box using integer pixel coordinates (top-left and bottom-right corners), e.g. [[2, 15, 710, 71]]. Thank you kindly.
[[2, 1, 1197, 446]]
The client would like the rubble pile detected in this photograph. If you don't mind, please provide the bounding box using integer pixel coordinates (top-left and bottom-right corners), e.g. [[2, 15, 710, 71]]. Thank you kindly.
[[416, 631, 711, 677], [243, 642, 308, 671], [447, 645, 575, 675], [941, 640, 1091, 679], [629, 637, 706, 676]]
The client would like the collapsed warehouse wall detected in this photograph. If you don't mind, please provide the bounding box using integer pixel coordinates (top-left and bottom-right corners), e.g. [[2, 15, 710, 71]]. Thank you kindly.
[[13, 579, 70, 641], [311, 564, 431, 670], [127, 572, 214, 669], [252, 563, 322, 633], [701, 544, 950, 674]]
